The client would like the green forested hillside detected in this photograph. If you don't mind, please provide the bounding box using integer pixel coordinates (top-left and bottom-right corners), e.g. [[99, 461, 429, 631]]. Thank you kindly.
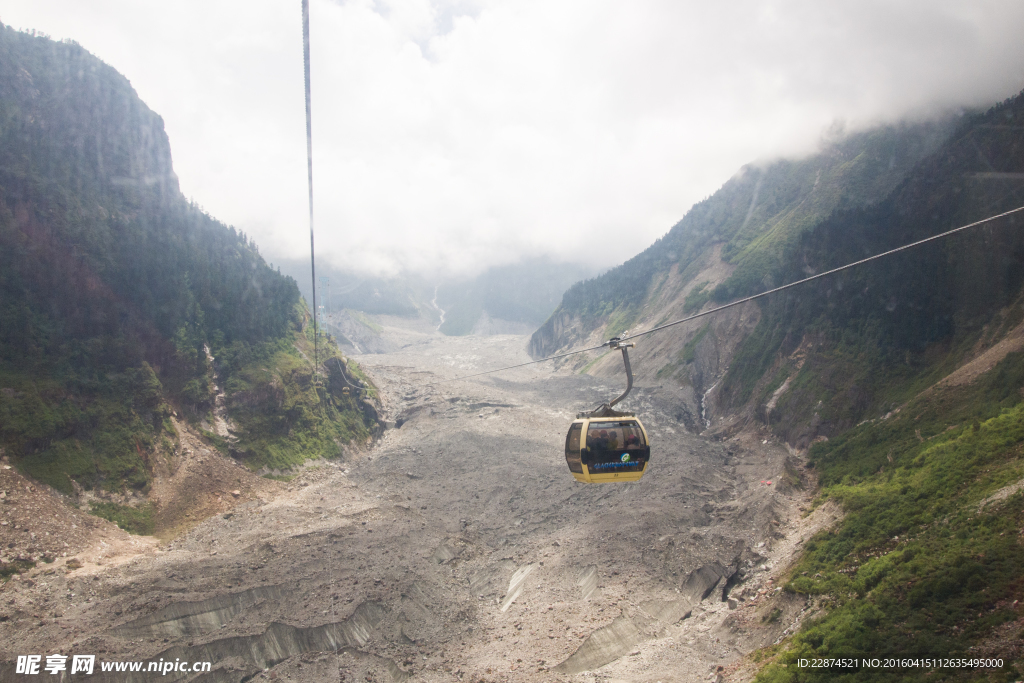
[[0, 25, 375, 499], [718, 92, 1024, 443], [729, 93, 1024, 682], [530, 118, 956, 356], [532, 92, 1024, 442]]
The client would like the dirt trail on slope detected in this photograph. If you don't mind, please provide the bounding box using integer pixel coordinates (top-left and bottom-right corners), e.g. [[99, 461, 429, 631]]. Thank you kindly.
[[0, 319, 819, 683]]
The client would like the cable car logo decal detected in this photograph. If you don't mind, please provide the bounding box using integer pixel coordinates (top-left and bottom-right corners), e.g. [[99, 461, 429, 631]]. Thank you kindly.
[[620, 453, 630, 462]]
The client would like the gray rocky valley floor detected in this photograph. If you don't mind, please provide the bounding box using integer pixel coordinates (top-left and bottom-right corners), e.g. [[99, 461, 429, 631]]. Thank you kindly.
[[0, 319, 840, 683]]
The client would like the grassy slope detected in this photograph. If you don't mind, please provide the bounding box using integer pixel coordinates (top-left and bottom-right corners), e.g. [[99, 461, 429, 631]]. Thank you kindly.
[[753, 352, 1024, 682], [217, 315, 378, 472], [0, 360, 172, 495], [2, 305, 380, 504]]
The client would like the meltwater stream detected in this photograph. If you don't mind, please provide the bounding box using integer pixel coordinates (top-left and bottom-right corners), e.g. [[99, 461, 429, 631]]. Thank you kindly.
[[431, 285, 446, 331]]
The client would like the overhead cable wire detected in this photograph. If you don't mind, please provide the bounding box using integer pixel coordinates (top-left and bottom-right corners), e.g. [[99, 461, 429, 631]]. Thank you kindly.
[[302, 0, 320, 383], [429, 204, 1024, 385], [618, 204, 1024, 343], [299, 0, 340, 661]]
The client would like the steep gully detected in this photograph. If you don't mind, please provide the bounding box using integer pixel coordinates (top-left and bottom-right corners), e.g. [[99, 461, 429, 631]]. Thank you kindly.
[[0, 319, 824, 682]]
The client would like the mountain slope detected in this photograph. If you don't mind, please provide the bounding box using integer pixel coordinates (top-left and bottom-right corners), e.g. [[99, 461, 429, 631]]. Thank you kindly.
[[531, 100, 1024, 440], [0, 26, 377, 528], [529, 90, 1024, 680], [716, 93, 1024, 446], [530, 119, 956, 358]]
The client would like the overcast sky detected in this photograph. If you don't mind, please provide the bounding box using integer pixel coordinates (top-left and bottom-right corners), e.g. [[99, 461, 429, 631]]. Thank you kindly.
[[3, 1, 1024, 277]]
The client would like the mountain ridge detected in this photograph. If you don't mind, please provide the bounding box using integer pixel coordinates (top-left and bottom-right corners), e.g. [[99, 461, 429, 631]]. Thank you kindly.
[[0, 25, 377, 540], [530, 98, 1024, 446]]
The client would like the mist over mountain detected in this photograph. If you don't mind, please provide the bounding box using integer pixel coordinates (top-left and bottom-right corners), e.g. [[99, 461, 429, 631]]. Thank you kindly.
[[9, 2, 1024, 284], [532, 94, 1024, 440], [531, 117, 960, 356], [274, 256, 598, 337], [433, 259, 599, 336]]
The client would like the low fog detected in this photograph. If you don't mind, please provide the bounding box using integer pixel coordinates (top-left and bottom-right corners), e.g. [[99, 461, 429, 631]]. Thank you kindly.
[[4, 0, 1024, 277]]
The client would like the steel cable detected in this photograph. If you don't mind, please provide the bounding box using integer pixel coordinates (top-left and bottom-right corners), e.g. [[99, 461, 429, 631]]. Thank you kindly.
[[426, 204, 1024, 385]]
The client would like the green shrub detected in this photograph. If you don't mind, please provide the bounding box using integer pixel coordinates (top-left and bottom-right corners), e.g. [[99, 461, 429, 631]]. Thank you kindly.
[[89, 501, 155, 536], [0, 559, 36, 581], [683, 281, 712, 313]]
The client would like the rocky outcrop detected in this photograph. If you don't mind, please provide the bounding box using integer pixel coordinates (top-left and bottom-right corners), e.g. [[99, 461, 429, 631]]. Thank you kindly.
[[326, 357, 383, 437], [528, 309, 588, 359]]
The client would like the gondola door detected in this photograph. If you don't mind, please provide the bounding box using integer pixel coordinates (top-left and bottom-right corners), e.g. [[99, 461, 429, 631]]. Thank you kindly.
[[565, 420, 585, 481]]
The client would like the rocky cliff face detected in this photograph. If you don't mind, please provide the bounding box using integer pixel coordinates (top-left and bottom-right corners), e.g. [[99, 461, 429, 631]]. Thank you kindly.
[[0, 27, 179, 203]]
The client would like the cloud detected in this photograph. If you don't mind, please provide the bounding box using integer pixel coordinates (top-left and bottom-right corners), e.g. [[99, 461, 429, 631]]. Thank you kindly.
[[4, 0, 1024, 277]]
